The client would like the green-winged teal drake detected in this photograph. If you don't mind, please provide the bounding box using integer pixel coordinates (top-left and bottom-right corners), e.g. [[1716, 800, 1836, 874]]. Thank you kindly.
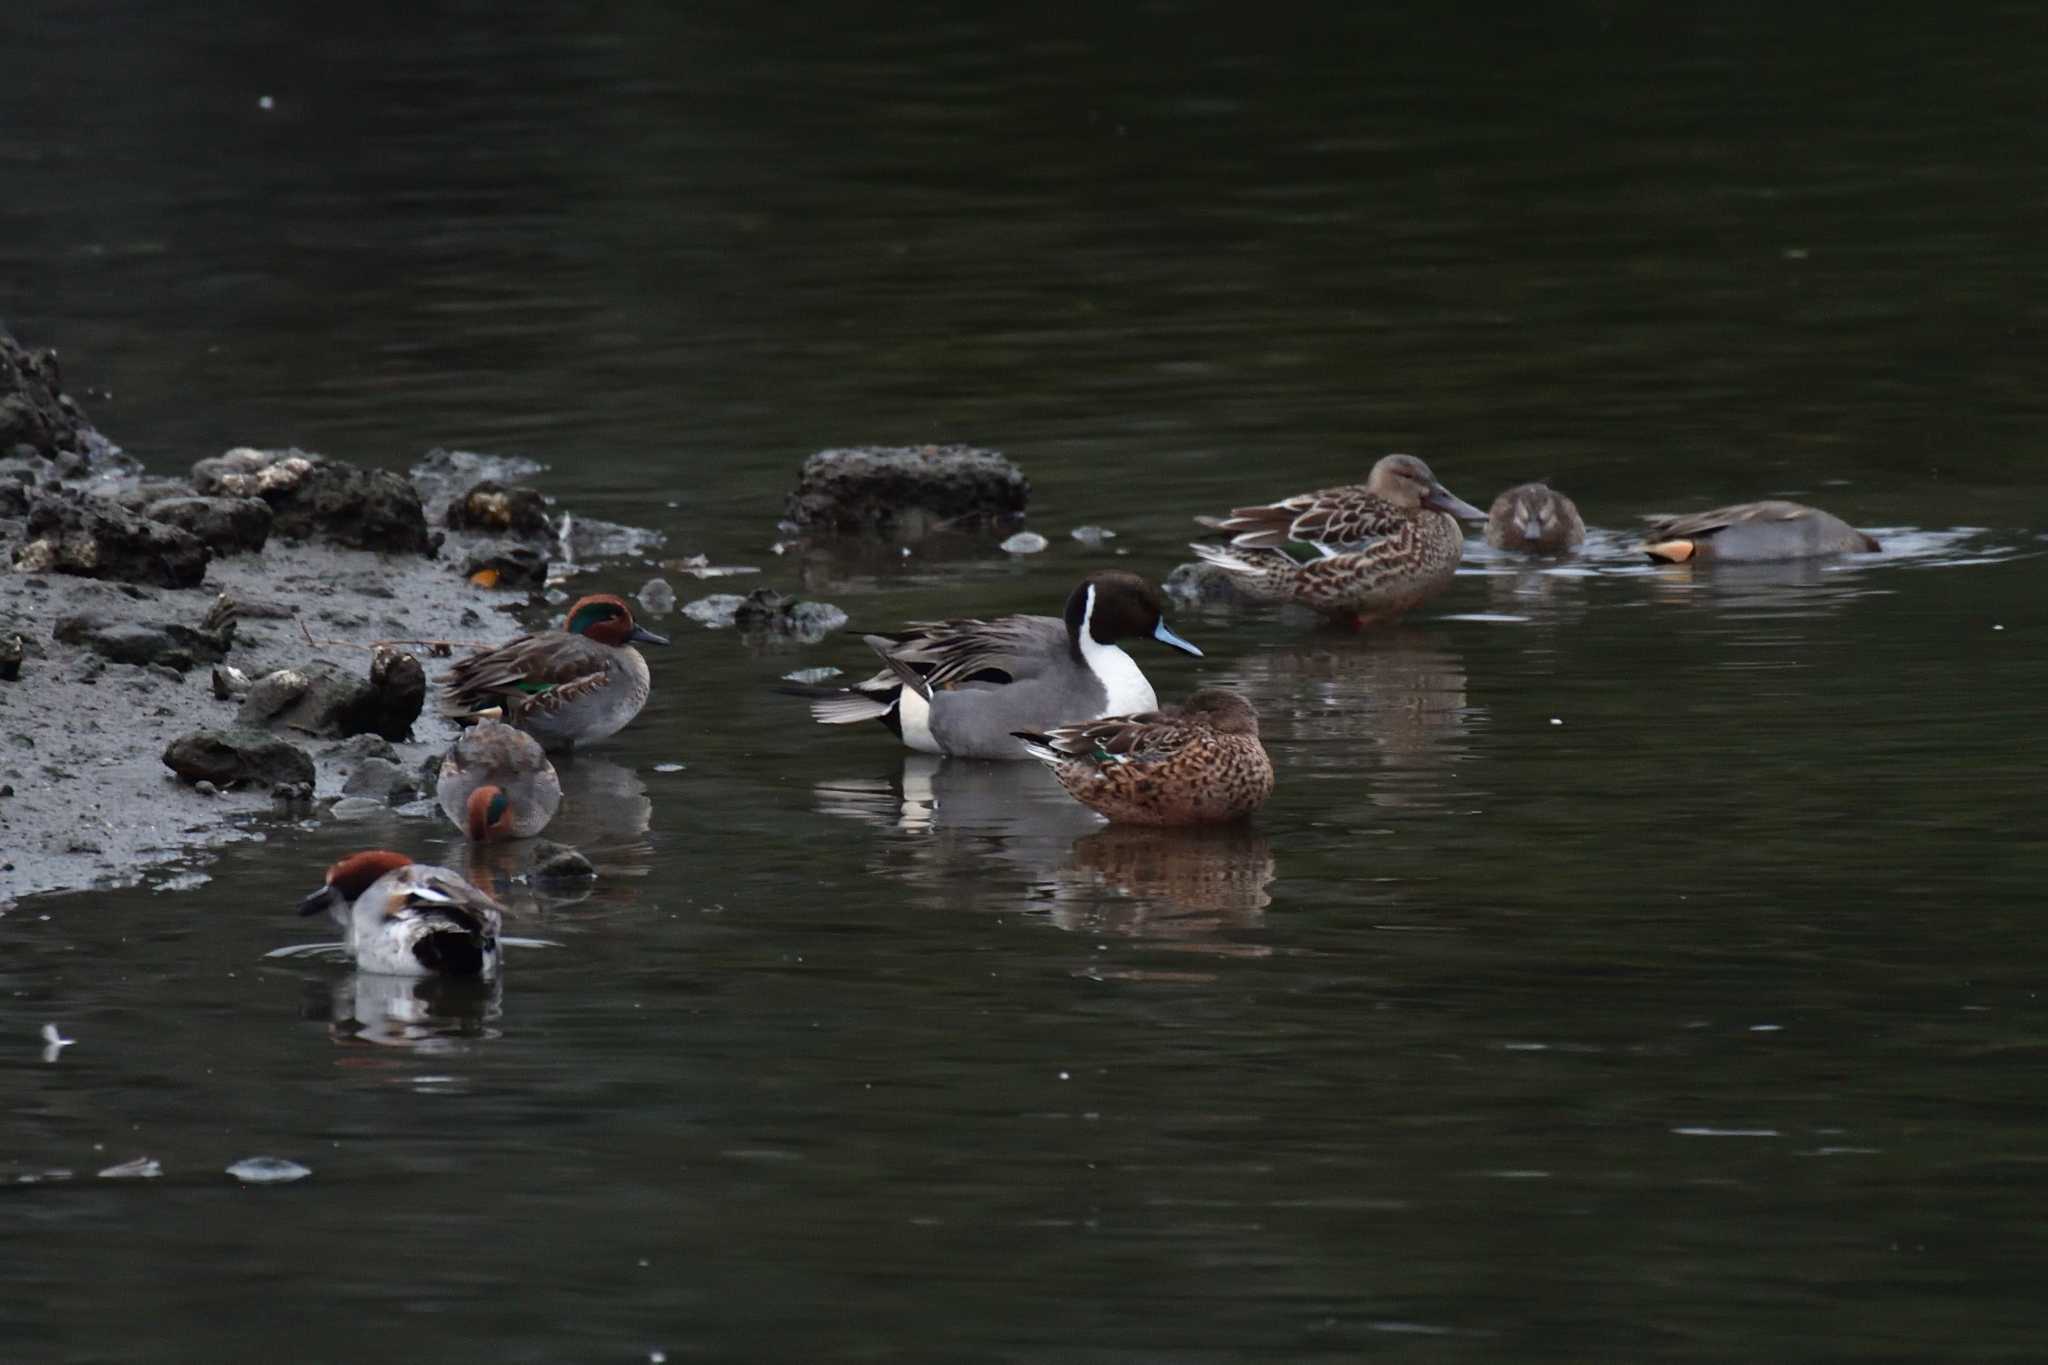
[[787, 570, 1202, 760], [1639, 501, 1880, 563], [439, 594, 669, 751], [1013, 688, 1274, 826], [435, 716, 562, 842], [1190, 453, 1486, 625]]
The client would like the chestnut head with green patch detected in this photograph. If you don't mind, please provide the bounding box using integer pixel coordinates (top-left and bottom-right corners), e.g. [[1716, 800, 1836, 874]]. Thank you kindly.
[[465, 785, 514, 842], [298, 849, 412, 918], [564, 594, 670, 648]]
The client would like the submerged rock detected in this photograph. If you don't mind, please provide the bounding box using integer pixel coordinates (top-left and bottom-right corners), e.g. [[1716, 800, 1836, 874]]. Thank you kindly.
[[684, 587, 848, 643], [410, 447, 546, 523], [1164, 559, 1255, 605], [162, 728, 316, 789], [12, 493, 210, 588], [191, 448, 435, 556], [52, 613, 234, 673], [636, 577, 676, 615], [143, 495, 272, 555], [530, 840, 597, 882], [1000, 531, 1049, 555], [781, 444, 1029, 536], [235, 645, 425, 741]]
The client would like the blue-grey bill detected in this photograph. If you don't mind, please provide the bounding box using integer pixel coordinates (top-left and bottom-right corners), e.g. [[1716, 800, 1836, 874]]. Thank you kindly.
[[1153, 621, 1203, 657], [630, 625, 672, 646]]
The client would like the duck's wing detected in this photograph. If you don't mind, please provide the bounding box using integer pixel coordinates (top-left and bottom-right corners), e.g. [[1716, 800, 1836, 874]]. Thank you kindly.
[[1201, 485, 1405, 553], [439, 632, 612, 718], [1640, 500, 1808, 541], [865, 613, 1067, 701], [387, 865, 508, 935], [1014, 710, 1192, 768]]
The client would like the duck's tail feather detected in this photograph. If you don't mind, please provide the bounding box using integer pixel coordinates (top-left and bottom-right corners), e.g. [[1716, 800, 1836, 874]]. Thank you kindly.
[[1010, 731, 1061, 766], [771, 681, 899, 727], [1188, 542, 1302, 603]]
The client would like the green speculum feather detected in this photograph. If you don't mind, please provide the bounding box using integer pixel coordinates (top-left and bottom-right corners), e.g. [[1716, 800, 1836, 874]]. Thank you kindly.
[[513, 681, 555, 695]]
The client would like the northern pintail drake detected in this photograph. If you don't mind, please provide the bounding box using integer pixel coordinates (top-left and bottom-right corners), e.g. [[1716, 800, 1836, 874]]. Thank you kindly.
[[439, 593, 669, 751], [435, 716, 562, 842], [1013, 688, 1274, 826], [1639, 501, 1881, 563], [788, 570, 1203, 760], [1190, 454, 1486, 625], [1485, 482, 1585, 553], [296, 850, 506, 978]]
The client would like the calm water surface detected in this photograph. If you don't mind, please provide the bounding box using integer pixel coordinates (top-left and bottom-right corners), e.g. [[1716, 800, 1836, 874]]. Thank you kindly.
[[4, 5, 2046, 1361]]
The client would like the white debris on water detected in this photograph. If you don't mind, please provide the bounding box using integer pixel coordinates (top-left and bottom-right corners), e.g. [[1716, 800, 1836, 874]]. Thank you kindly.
[[683, 594, 746, 628], [1000, 531, 1049, 555], [40, 1023, 74, 1062], [98, 1157, 162, 1180], [226, 1156, 312, 1185], [1070, 525, 1117, 546], [653, 762, 686, 773], [782, 666, 842, 684]]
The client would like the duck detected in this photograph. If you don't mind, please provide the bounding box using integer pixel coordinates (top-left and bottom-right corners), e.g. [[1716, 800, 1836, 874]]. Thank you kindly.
[[1639, 501, 1880, 563], [295, 850, 506, 977], [435, 716, 562, 842], [785, 570, 1203, 760], [1012, 688, 1274, 826], [1485, 482, 1585, 553], [439, 593, 669, 751], [1190, 453, 1486, 626]]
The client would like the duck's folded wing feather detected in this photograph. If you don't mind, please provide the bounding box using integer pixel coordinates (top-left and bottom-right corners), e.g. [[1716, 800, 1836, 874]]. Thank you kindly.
[[867, 614, 1067, 698]]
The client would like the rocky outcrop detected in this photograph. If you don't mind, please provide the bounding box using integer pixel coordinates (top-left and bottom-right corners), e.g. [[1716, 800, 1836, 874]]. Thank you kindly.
[[461, 544, 548, 591], [11, 493, 210, 588], [235, 645, 427, 741], [446, 480, 550, 537], [0, 330, 118, 472], [143, 495, 272, 555], [190, 448, 435, 556], [781, 444, 1029, 536]]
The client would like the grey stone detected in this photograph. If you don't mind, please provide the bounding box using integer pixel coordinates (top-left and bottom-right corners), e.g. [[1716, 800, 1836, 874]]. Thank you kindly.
[[341, 756, 419, 805], [162, 729, 315, 789], [236, 647, 425, 742], [53, 614, 234, 673]]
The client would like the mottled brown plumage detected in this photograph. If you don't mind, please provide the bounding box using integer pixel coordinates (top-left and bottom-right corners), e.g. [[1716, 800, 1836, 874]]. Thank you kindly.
[[1190, 454, 1485, 624], [1485, 482, 1586, 553], [1014, 689, 1274, 826]]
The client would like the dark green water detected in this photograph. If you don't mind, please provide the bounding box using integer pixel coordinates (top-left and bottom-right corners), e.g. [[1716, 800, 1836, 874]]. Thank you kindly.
[[5, 5, 2047, 1361]]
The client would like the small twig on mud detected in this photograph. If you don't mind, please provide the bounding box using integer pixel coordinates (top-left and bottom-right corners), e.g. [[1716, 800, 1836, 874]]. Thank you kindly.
[[294, 616, 490, 658]]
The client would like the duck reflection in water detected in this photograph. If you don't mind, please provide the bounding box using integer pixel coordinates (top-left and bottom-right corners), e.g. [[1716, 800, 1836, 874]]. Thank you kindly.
[[322, 971, 503, 1051], [1050, 823, 1276, 942], [1216, 629, 1472, 808]]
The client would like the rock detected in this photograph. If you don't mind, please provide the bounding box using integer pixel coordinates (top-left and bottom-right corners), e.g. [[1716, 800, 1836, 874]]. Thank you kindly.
[[235, 645, 425, 741], [11, 493, 210, 588], [1000, 531, 1049, 555], [328, 733, 399, 765], [681, 587, 850, 643], [1164, 559, 1256, 605], [636, 577, 676, 615], [190, 448, 434, 556], [341, 757, 419, 805], [143, 496, 272, 554], [192, 780, 218, 797], [410, 448, 545, 523], [0, 476, 29, 517], [461, 544, 548, 591], [162, 728, 316, 789], [53, 614, 234, 673], [0, 632, 21, 681], [531, 840, 597, 882], [554, 512, 664, 561], [446, 480, 550, 537], [0, 330, 116, 467], [327, 796, 391, 821], [211, 665, 254, 699], [781, 444, 1029, 536]]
